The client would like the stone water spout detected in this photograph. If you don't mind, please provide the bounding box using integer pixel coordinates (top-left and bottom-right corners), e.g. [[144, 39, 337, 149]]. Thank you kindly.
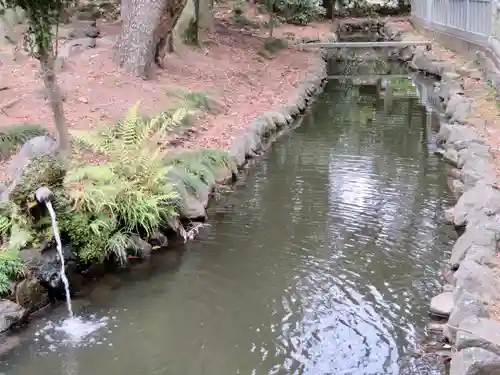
[[35, 186, 54, 204], [35, 186, 74, 317]]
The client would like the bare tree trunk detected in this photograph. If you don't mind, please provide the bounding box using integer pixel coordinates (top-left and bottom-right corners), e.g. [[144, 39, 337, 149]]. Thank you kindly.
[[114, 0, 187, 78], [198, 0, 214, 31], [39, 49, 71, 156], [120, 0, 131, 22]]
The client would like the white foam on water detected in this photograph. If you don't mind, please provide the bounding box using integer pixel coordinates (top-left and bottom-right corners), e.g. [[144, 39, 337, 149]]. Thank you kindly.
[[34, 315, 111, 350]]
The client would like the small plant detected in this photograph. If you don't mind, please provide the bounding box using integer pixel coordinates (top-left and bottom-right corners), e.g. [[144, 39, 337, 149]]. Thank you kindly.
[[67, 102, 187, 262], [0, 249, 25, 295], [274, 0, 326, 25], [166, 148, 237, 193]]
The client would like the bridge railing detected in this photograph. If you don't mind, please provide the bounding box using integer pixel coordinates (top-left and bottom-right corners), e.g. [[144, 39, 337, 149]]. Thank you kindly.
[[411, 0, 495, 44]]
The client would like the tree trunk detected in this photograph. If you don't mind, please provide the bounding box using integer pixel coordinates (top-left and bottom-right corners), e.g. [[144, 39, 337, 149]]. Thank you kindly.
[[120, 0, 131, 22], [39, 48, 71, 156], [114, 0, 187, 78], [114, 0, 167, 78]]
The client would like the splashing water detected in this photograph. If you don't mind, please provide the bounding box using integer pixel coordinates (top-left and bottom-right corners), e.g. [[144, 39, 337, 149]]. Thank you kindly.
[[45, 200, 74, 317]]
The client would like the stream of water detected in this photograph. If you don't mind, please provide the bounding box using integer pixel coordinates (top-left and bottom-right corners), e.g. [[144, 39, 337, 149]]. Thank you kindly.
[[1, 74, 455, 375], [45, 201, 74, 318]]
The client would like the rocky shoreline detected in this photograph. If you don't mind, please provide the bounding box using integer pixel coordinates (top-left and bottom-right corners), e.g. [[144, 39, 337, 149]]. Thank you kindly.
[[385, 22, 500, 374]]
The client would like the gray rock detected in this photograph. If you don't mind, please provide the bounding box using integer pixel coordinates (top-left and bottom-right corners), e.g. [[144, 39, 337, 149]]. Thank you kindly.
[[248, 118, 268, 137], [450, 179, 465, 200], [243, 129, 262, 156], [452, 100, 473, 124], [456, 317, 500, 356], [446, 94, 466, 118], [461, 156, 497, 190], [129, 234, 153, 258], [443, 148, 459, 167], [458, 144, 491, 168], [0, 300, 25, 333], [228, 137, 247, 167], [69, 20, 100, 39], [147, 231, 168, 248], [453, 260, 500, 302], [429, 291, 454, 318], [289, 93, 306, 112], [166, 168, 207, 220], [452, 184, 500, 227], [450, 226, 498, 263], [446, 125, 482, 148], [451, 347, 500, 375], [464, 244, 496, 264], [444, 290, 489, 343], [269, 111, 287, 129], [0, 136, 57, 202]]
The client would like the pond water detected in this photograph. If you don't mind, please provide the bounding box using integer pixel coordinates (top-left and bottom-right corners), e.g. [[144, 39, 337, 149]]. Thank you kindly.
[[1, 72, 456, 375]]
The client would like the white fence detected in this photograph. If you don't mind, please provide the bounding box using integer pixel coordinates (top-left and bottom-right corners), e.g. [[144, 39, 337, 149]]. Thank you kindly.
[[411, 0, 494, 44]]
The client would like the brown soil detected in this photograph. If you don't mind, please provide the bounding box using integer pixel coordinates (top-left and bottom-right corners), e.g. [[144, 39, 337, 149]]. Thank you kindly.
[[0, 4, 332, 154]]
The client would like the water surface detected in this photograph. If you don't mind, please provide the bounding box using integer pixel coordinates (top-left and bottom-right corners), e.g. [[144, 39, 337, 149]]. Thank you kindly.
[[1, 76, 455, 375]]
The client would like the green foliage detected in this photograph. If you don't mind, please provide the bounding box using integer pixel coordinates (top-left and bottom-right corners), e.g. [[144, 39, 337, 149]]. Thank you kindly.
[[166, 88, 223, 114], [0, 201, 31, 295], [273, 0, 325, 25], [8, 153, 66, 208], [166, 148, 237, 192], [259, 37, 288, 58], [0, 249, 24, 295], [0, 0, 76, 56], [183, 17, 199, 46], [0, 123, 48, 160], [67, 102, 186, 262]]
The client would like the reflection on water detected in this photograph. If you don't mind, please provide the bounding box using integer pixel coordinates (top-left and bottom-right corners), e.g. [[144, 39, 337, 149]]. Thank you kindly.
[[0, 77, 455, 375]]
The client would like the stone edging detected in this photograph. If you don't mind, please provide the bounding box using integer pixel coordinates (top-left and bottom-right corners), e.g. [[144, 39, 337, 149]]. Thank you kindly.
[[386, 24, 500, 374], [227, 49, 328, 169], [0, 42, 330, 342]]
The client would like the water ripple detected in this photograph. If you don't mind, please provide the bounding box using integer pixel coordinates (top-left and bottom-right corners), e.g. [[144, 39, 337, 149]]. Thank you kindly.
[[1, 78, 454, 375]]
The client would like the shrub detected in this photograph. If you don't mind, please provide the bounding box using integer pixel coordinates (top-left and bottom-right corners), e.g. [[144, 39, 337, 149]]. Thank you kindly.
[[274, 0, 326, 25], [67, 102, 187, 263], [0, 201, 31, 295]]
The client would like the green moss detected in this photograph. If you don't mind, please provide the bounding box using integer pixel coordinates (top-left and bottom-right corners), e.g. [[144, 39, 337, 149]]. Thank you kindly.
[[183, 17, 199, 46], [9, 154, 66, 208], [0, 123, 48, 160]]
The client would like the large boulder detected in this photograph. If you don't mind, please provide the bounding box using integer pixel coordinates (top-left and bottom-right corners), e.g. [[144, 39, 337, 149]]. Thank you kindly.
[[451, 347, 500, 375], [451, 184, 500, 227], [450, 226, 499, 265], [19, 243, 79, 300], [453, 260, 500, 302], [444, 290, 489, 343], [456, 317, 500, 356], [429, 291, 454, 318], [166, 168, 208, 221], [0, 136, 63, 205], [0, 299, 25, 333]]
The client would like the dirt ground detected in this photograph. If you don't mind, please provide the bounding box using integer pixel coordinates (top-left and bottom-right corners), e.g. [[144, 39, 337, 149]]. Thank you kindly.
[[0, 4, 332, 152]]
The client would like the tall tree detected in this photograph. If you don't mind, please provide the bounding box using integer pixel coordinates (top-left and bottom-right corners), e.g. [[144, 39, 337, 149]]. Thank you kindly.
[[0, 3, 72, 154], [114, 0, 187, 78]]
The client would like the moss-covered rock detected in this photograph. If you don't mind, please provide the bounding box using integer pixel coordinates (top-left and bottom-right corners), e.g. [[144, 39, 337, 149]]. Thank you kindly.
[[8, 154, 66, 208]]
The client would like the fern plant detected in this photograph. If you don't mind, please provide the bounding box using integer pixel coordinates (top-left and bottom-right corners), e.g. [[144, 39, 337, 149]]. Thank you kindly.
[[67, 102, 187, 262], [0, 201, 30, 295]]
